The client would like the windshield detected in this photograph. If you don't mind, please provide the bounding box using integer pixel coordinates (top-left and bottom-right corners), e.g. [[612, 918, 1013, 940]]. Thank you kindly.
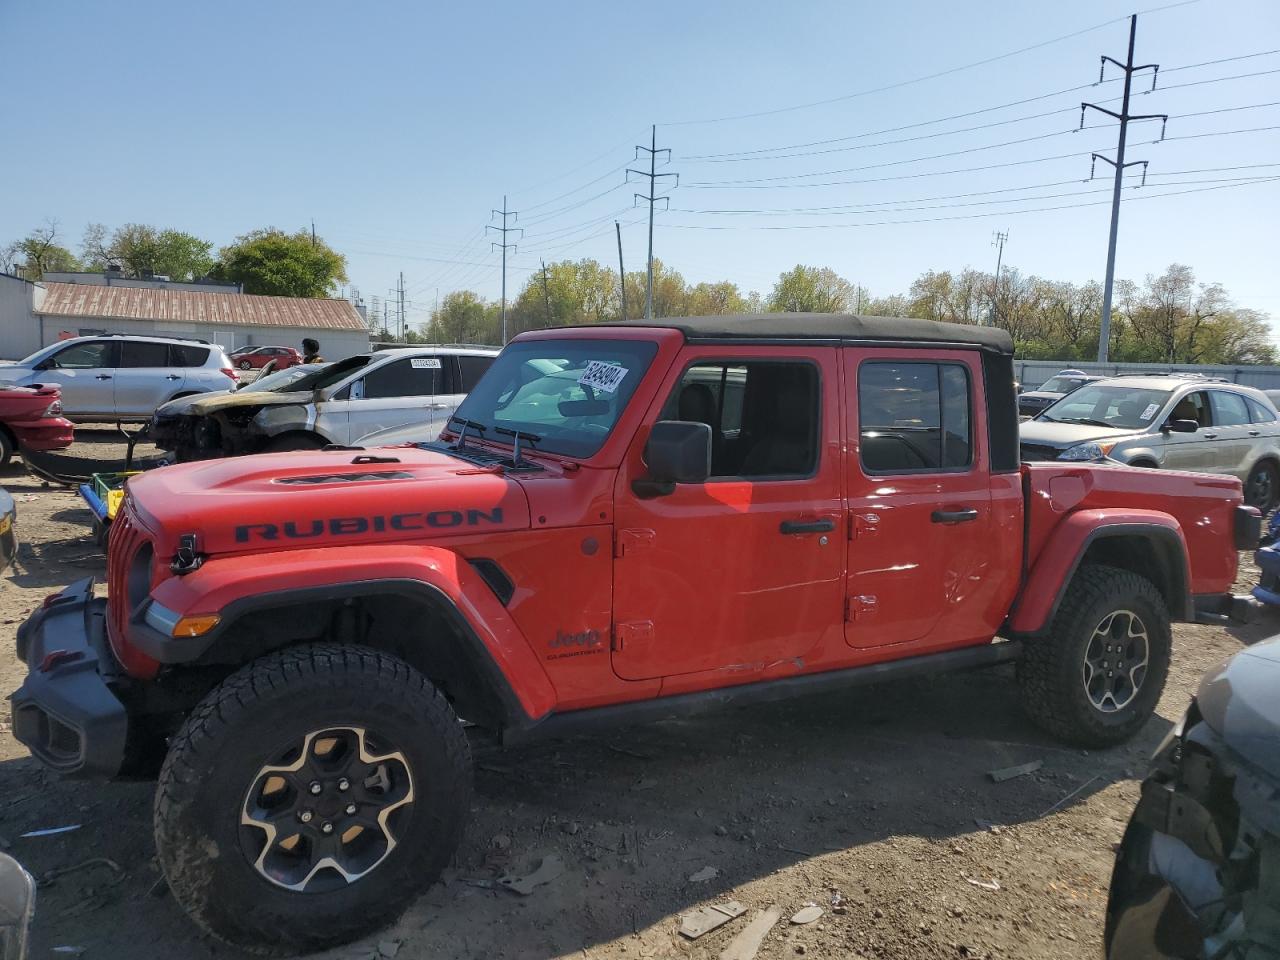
[[448, 338, 659, 458], [1038, 376, 1085, 393], [275, 355, 373, 393], [248, 363, 331, 393], [1038, 384, 1172, 430]]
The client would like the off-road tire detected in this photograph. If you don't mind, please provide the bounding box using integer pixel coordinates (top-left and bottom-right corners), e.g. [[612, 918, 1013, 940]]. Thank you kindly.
[[154, 643, 471, 955], [1016, 563, 1170, 748]]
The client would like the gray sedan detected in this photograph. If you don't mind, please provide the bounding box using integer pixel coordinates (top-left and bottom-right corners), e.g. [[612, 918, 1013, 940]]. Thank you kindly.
[[1019, 376, 1280, 510]]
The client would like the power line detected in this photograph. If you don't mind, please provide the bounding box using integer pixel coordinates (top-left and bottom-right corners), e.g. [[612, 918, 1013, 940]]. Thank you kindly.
[[628, 125, 677, 320], [656, 175, 1280, 230], [660, 0, 1201, 126], [679, 56, 1280, 162]]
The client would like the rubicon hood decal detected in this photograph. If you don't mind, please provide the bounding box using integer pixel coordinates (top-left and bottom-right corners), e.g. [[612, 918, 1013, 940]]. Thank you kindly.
[[126, 447, 530, 555]]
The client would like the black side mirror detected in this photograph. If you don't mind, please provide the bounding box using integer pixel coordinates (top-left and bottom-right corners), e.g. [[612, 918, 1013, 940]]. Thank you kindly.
[[32, 359, 52, 371], [1163, 419, 1199, 434], [635, 420, 711, 497]]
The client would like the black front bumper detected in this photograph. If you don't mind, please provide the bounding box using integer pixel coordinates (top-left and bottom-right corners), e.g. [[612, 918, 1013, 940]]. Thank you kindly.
[[9, 577, 129, 778]]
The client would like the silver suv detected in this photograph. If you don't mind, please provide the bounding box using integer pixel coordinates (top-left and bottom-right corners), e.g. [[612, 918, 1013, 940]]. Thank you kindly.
[[0, 335, 236, 421], [1020, 375, 1280, 510]]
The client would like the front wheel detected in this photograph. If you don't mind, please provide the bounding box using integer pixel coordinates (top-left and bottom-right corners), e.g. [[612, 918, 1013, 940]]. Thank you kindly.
[[1244, 460, 1279, 512], [239, 359, 253, 370], [154, 644, 472, 954], [1017, 563, 1171, 747]]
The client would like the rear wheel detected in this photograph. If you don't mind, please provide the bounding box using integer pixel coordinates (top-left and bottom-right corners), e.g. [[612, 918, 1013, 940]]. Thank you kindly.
[[1244, 460, 1278, 512], [154, 644, 471, 954], [239, 359, 253, 370], [0, 430, 13, 468], [1017, 563, 1170, 747]]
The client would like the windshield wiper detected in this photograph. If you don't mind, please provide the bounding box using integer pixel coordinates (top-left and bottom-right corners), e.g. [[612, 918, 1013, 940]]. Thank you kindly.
[[495, 426, 542, 467], [449, 416, 489, 450], [1052, 417, 1115, 428]]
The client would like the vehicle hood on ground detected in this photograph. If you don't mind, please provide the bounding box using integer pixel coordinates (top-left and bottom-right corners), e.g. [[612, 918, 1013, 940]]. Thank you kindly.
[[1018, 420, 1142, 448], [1195, 636, 1280, 778], [126, 446, 531, 556], [154, 389, 313, 419]]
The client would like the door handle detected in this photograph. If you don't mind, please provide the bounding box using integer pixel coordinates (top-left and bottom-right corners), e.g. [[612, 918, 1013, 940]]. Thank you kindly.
[[95, 374, 112, 380], [1203, 432, 1218, 440], [931, 508, 979, 524], [166, 374, 181, 380], [1250, 430, 1261, 437], [780, 518, 835, 535]]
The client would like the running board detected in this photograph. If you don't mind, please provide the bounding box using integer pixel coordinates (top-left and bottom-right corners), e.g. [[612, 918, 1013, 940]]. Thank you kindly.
[[505, 640, 1022, 746]]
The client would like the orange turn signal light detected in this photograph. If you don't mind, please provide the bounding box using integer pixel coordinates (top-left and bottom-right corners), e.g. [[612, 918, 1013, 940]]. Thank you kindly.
[[172, 614, 221, 638]]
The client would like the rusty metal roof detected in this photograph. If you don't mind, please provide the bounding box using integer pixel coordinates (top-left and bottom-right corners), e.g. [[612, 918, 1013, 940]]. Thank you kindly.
[[37, 282, 368, 332]]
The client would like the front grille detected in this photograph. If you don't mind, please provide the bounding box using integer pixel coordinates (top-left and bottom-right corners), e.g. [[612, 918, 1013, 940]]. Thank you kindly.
[[1019, 443, 1063, 462], [105, 504, 147, 651]]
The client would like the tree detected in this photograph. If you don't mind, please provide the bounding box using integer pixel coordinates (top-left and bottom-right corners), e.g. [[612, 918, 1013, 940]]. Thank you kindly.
[[767, 265, 857, 313], [509, 258, 618, 334], [2, 221, 80, 279], [428, 291, 493, 344], [211, 228, 348, 297], [82, 223, 214, 281], [685, 280, 749, 316]]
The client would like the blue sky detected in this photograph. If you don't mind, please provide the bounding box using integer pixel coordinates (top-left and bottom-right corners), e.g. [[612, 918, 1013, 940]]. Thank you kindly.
[[1, 0, 1277, 332]]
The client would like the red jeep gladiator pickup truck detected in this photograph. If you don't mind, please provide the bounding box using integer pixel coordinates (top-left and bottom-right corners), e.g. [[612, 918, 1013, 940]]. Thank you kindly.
[[10, 315, 1257, 952]]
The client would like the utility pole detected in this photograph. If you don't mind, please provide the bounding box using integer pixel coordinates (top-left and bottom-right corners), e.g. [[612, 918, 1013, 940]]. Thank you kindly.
[[1081, 14, 1166, 362], [540, 260, 553, 327], [988, 230, 1009, 326], [310, 219, 317, 247], [627, 125, 677, 320], [398, 271, 405, 341], [487, 196, 521, 344], [615, 220, 627, 322], [387, 273, 410, 341]]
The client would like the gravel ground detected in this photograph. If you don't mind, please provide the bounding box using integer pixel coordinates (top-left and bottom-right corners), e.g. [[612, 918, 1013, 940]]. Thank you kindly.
[[0, 436, 1272, 960]]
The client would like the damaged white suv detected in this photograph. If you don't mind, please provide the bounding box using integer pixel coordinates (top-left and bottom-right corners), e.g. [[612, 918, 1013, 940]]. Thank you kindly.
[[148, 346, 498, 461]]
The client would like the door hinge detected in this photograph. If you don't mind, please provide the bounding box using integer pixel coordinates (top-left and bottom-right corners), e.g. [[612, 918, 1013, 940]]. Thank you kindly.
[[846, 595, 878, 621]]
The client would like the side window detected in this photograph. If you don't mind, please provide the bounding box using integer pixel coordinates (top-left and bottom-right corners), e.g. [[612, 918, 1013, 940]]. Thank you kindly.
[[1210, 391, 1251, 428], [458, 355, 495, 392], [661, 360, 819, 479], [51, 340, 114, 369], [360, 357, 450, 399], [120, 341, 170, 367], [1247, 397, 1277, 424], [168, 344, 210, 366], [858, 361, 973, 474]]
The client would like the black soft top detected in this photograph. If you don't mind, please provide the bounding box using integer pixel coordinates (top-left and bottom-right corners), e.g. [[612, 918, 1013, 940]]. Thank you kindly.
[[588, 313, 1013, 354]]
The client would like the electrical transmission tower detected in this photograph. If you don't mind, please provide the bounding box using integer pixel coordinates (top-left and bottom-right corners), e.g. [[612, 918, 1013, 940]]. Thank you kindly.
[[1081, 14, 1167, 362], [387, 272, 413, 341], [487, 197, 521, 344], [988, 230, 1009, 326], [628, 125, 678, 320]]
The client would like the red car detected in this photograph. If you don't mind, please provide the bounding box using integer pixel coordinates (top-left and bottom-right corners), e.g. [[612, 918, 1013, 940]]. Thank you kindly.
[[0, 383, 74, 465], [228, 345, 302, 371]]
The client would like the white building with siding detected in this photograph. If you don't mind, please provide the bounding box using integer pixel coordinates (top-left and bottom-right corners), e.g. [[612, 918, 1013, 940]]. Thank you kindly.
[[0, 272, 370, 361]]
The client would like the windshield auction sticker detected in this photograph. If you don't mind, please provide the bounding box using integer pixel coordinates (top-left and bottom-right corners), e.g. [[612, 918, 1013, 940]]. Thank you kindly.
[[579, 360, 628, 393], [1140, 403, 1159, 420], [411, 358, 442, 369]]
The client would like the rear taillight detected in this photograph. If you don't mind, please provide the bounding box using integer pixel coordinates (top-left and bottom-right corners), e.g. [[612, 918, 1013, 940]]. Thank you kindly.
[[221, 367, 240, 383], [43, 399, 62, 416]]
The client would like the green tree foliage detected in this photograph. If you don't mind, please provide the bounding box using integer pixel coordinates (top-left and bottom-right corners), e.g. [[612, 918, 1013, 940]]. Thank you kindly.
[[767, 265, 858, 313], [427, 290, 495, 344], [211, 228, 348, 297], [1, 221, 80, 279], [82, 223, 214, 281]]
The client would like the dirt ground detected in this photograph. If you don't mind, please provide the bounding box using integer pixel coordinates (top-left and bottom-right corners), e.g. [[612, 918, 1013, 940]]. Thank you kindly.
[[0, 435, 1273, 960]]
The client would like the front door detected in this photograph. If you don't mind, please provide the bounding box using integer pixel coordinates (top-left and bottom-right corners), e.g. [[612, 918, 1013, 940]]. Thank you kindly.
[[611, 348, 845, 681], [845, 350, 993, 650], [36, 339, 119, 417], [1160, 390, 1212, 471], [339, 355, 457, 444]]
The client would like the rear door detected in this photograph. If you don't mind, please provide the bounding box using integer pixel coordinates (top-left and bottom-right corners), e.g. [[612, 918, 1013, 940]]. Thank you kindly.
[[114, 340, 179, 416], [845, 350, 993, 650], [1207, 389, 1255, 479], [37, 339, 119, 416], [340, 355, 454, 443]]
